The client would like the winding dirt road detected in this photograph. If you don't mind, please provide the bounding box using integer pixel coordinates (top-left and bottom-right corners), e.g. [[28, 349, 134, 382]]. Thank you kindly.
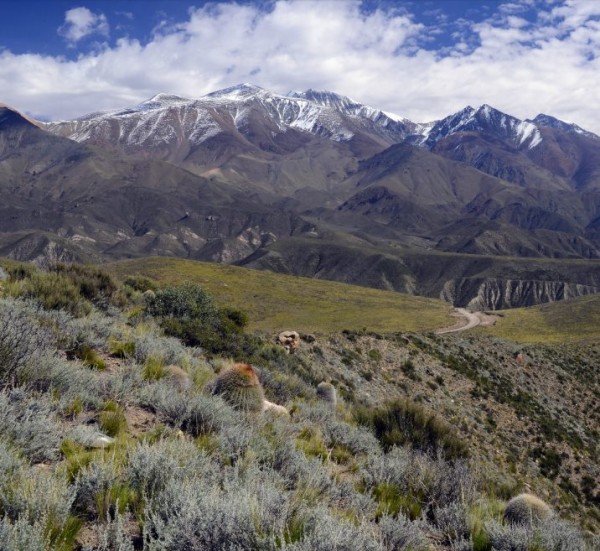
[[435, 308, 491, 335]]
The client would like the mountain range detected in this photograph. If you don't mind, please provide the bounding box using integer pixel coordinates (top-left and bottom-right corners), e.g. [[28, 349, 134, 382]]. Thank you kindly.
[[2, 84, 600, 309]]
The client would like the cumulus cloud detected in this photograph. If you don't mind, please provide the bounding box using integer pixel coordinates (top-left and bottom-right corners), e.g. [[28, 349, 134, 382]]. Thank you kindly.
[[1, 0, 599, 133], [58, 6, 109, 45]]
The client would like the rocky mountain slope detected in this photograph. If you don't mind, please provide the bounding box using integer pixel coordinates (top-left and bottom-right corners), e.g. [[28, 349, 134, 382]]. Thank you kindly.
[[2, 85, 600, 308]]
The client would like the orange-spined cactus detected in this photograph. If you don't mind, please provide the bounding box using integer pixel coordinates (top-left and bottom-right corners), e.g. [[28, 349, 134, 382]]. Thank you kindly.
[[209, 363, 265, 413]]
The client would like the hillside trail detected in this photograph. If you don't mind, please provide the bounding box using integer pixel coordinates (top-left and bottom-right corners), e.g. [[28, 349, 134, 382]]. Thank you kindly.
[[435, 307, 499, 334]]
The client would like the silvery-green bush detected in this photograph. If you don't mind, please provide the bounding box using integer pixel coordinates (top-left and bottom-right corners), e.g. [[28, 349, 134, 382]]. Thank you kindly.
[[378, 514, 428, 551], [0, 390, 60, 462], [284, 507, 381, 551], [0, 298, 52, 387], [83, 510, 135, 551], [0, 467, 75, 531], [143, 476, 276, 551], [73, 460, 119, 519], [127, 439, 218, 501], [0, 516, 49, 551]]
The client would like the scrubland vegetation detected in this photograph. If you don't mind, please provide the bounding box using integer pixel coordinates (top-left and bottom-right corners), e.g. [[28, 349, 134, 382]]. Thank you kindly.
[[0, 260, 597, 550]]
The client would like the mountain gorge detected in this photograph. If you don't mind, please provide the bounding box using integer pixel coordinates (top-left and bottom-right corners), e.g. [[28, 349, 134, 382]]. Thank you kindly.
[[2, 85, 600, 309]]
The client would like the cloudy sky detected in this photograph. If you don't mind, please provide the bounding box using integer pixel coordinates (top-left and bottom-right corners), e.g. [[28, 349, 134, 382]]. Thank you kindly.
[[1, 0, 599, 132]]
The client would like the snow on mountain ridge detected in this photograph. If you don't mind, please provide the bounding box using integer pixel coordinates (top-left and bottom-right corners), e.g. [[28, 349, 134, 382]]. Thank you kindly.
[[41, 84, 600, 157], [528, 114, 599, 140], [418, 104, 542, 150]]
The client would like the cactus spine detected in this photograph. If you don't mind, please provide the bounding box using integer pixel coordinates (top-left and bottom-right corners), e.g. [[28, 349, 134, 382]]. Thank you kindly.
[[316, 381, 337, 407], [210, 363, 265, 413], [504, 493, 552, 526]]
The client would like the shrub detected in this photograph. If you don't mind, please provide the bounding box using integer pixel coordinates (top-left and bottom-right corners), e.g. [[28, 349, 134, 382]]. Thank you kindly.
[[184, 394, 239, 437], [354, 399, 468, 460], [73, 460, 120, 520], [145, 283, 218, 321], [144, 283, 257, 358], [143, 478, 266, 550], [139, 382, 237, 438], [286, 507, 381, 551], [433, 503, 470, 546], [10, 272, 92, 317], [0, 467, 77, 549], [89, 510, 136, 551], [378, 514, 428, 550], [51, 263, 119, 310], [0, 390, 60, 462], [0, 516, 49, 551], [127, 440, 217, 502], [123, 275, 158, 293], [99, 402, 128, 437], [0, 299, 52, 387]]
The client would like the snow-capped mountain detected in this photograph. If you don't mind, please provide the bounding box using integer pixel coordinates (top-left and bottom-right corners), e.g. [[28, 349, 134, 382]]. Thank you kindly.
[[45, 83, 600, 174], [41, 83, 600, 195], [44, 84, 416, 160], [528, 113, 599, 140], [416, 104, 542, 150]]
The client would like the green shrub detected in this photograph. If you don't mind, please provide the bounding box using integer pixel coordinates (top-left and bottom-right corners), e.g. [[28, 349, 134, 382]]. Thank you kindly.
[[73, 344, 106, 370], [51, 263, 119, 310], [10, 272, 91, 317], [367, 349, 382, 362], [123, 275, 158, 293], [373, 482, 423, 520], [354, 399, 468, 460], [108, 338, 136, 358], [6, 263, 36, 281], [99, 402, 128, 437], [145, 283, 256, 357], [143, 355, 167, 381], [145, 283, 218, 321]]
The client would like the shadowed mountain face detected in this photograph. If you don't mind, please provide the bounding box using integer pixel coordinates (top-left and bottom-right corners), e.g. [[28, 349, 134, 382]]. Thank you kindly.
[[3, 85, 600, 308], [0, 106, 314, 265]]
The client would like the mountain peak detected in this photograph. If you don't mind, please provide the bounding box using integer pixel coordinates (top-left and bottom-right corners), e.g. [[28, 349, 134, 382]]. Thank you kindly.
[[205, 83, 267, 100], [145, 93, 190, 104], [0, 104, 41, 129], [529, 113, 599, 139], [288, 89, 358, 108]]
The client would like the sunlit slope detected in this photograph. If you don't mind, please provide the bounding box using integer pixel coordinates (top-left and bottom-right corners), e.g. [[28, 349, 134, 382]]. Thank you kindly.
[[479, 294, 600, 342], [108, 257, 453, 333]]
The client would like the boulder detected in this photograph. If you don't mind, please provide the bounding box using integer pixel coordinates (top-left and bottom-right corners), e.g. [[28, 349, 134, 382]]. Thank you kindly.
[[263, 400, 290, 416], [276, 330, 300, 354]]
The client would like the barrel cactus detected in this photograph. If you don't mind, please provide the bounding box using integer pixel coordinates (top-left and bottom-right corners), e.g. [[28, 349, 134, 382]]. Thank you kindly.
[[504, 493, 552, 526], [316, 381, 337, 407], [209, 363, 265, 413]]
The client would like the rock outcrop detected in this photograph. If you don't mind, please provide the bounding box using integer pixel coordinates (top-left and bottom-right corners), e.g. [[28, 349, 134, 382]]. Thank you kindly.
[[441, 278, 600, 310], [276, 331, 300, 354]]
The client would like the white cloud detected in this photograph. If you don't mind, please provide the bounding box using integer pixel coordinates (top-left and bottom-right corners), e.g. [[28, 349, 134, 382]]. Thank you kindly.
[[58, 6, 109, 45], [0, 0, 599, 134]]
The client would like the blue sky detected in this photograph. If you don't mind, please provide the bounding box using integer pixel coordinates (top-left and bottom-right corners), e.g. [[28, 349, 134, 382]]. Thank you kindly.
[[1, 0, 599, 133]]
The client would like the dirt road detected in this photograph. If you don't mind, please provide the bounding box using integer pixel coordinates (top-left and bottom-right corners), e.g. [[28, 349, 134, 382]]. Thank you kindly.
[[435, 308, 496, 335]]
